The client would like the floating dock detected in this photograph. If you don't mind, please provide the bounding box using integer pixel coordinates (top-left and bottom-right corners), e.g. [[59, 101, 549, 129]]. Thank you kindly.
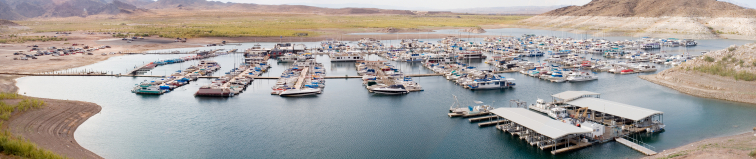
[[615, 137, 657, 155]]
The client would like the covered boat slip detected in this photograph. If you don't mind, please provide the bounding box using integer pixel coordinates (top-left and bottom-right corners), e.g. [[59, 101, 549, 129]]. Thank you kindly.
[[551, 91, 601, 102], [564, 97, 665, 134], [490, 108, 593, 154]]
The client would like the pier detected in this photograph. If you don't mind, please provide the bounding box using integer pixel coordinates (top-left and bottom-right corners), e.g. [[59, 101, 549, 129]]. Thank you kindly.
[[293, 67, 310, 89], [490, 108, 593, 155], [615, 137, 657, 155]]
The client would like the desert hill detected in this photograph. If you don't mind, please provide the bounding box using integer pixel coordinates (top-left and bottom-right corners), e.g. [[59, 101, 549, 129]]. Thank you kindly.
[[0, 0, 137, 19], [0, 0, 419, 20], [542, 0, 756, 17], [522, 0, 756, 40]]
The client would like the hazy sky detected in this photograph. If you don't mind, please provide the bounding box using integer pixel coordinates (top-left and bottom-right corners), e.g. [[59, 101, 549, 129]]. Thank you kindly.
[[216, 0, 756, 10]]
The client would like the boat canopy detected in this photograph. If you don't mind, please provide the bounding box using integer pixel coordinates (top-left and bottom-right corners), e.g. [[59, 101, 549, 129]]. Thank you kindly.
[[551, 91, 600, 102], [566, 98, 663, 121], [491, 108, 591, 139]]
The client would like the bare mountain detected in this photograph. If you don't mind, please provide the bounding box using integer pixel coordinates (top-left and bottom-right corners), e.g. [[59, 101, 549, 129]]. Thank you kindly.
[[0, 0, 24, 20], [451, 6, 567, 15], [522, 0, 756, 40], [542, 0, 756, 17]]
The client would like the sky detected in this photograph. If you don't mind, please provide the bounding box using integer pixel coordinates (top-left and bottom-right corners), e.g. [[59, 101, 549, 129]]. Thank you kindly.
[[214, 0, 756, 10]]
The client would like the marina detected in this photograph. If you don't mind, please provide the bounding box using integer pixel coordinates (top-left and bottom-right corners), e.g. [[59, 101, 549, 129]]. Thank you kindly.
[[11, 28, 756, 159], [356, 61, 423, 94]]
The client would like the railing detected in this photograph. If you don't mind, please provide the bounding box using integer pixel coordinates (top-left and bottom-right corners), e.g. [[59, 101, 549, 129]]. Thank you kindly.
[[623, 136, 655, 151]]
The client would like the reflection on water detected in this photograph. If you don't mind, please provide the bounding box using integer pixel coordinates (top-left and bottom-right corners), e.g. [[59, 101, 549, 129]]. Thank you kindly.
[[14, 28, 756, 159]]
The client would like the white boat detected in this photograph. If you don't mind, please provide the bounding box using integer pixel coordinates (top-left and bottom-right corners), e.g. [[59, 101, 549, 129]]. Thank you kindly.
[[466, 77, 515, 90], [279, 88, 321, 97], [635, 64, 657, 72], [330, 51, 364, 62], [565, 72, 598, 82], [277, 54, 298, 63], [131, 82, 166, 94], [371, 85, 409, 95]]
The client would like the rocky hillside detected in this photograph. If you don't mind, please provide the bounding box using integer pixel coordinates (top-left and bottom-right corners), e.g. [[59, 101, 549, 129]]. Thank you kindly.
[[522, 0, 756, 40], [0, 0, 137, 19], [543, 0, 755, 17], [0, 0, 24, 20]]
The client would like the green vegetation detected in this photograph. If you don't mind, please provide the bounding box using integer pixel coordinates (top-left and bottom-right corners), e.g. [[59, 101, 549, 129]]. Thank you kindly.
[[728, 46, 737, 52], [704, 56, 715, 62], [694, 57, 756, 81], [0, 93, 45, 120], [0, 93, 20, 100], [0, 127, 65, 159], [0, 93, 63, 159], [0, 35, 66, 44], [15, 12, 529, 38], [749, 149, 755, 157]]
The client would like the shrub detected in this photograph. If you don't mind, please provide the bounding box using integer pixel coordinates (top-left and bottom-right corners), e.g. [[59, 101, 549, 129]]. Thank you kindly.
[[0, 132, 66, 159], [0, 93, 20, 100], [693, 63, 756, 81], [749, 149, 755, 157], [728, 46, 737, 52], [704, 56, 715, 62]]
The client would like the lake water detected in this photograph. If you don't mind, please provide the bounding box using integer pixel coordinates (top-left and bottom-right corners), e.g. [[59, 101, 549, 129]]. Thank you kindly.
[[16, 28, 756, 159]]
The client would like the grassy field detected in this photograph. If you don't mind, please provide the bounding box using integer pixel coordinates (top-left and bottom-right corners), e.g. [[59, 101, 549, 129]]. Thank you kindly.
[[14, 11, 529, 38]]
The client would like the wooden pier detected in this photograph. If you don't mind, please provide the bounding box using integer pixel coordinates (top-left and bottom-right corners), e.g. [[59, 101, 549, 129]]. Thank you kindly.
[[477, 120, 508, 127], [551, 141, 593, 155], [615, 138, 657, 155], [468, 115, 498, 122], [448, 112, 492, 118], [293, 67, 309, 89]]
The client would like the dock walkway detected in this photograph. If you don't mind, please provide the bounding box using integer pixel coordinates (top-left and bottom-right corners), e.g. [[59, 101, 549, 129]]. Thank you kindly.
[[293, 67, 309, 89], [615, 138, 657, 155]]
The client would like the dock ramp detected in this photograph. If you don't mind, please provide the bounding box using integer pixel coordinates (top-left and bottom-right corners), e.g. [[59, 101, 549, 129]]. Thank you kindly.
[[615, 137, 657, 155]]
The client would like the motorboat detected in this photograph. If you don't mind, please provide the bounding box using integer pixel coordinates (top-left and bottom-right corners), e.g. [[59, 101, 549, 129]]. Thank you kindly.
[[370, 85, 409, 95], [565, 72, 598, 82], [131, 82, 166, 94], [279, 88, 321, 97]]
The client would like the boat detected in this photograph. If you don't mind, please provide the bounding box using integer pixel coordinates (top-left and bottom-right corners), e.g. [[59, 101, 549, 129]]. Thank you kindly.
[[565, 72, 598, 82], [279, 88, 321, 97], [370, 85, 409, 95], [194, 84, 233, 97], [131, 82, 167, 94], [330, 51, 365, 62], [466, 77, 515, 90], [277, 53, 298, 63]]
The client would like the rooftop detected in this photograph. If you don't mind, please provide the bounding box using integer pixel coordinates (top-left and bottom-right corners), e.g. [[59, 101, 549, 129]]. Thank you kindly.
[[566, 98, 663, 121], [490, 108, 591, 139]]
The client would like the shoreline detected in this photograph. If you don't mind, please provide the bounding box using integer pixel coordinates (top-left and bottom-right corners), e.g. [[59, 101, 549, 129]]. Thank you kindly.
[[1, 75, 103, 159], [642, 131, 755, 159], [639, 70, 756, 105]]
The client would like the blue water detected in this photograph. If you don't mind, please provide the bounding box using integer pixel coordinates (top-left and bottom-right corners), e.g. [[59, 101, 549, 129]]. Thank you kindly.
[[16, 28, 756, 159]]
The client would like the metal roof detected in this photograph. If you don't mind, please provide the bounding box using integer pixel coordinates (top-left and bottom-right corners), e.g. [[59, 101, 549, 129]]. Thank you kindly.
[[552, 91, 600, 102], [566, 98, 663, 121], [490, 108, 591, 139]]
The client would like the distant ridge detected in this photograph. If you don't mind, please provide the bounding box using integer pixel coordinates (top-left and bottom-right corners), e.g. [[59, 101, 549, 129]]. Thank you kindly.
[[0, 0, 420, 20], [542, 0, 756, 17], [451, 6, 567, 15]]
